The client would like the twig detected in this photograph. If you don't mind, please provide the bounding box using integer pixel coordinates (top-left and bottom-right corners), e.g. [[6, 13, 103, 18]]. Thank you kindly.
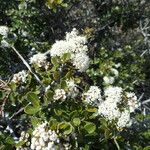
[[0, 92, 10, 117], [7, 42, 43, 86], [142, 98, 150, 104], [9, 107, 24, 120], [113, 137, 120, 150], [139, 19, 150, 55], [143, 104, 150, 111], [138, 93, 144, 102]]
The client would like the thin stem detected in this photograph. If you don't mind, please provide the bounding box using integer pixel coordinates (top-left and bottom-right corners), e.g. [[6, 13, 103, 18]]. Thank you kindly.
[[114, 137, 120, 150], [8, 42, 43, 86]]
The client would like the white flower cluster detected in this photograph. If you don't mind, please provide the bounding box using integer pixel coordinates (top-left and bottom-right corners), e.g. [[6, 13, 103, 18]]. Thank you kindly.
[[50, 28, 89, 72], [16, 131, 30, 150], [66, 80, 79, 98], [50, 28, 88, 57], [99, 100, 121, 121], [50, 40, 72, 57], [98, 87, 128, 127], [104, 86, 122, 103], [72, 52, 90, 72], [98, 87, 122, 121], [96, 86, 140, 128], [83, 86, 102, 105], [65, 28, 88, 53], [0, 26, 9, 38], [30, 53, 48, 68], [126, 92, 140, 113], [31, 122, 59, 150], [0, 26, 10, 47], [12, 70, 28, 84], [53, 89, 66, 101], [117, 109, 132, 128]]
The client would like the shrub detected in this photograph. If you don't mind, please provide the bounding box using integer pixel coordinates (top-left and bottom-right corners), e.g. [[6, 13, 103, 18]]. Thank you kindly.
[[0, 29, 149, 150]]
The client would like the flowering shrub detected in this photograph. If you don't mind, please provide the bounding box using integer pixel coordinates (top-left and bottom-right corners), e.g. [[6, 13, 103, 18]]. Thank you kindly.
[[0, 29, 149, 150]]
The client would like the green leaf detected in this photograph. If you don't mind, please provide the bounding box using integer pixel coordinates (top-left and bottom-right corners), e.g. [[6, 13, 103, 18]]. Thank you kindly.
[[31, 117, 40, 127], [5, 136, 14, 144], [53, 72, 60, 81], [51, 57, 58, 66], [58, 122, 73, 135], [84, 122, 96, 134], [60, 80, 67, 89], [54, 109, 62, 116], [83, 145, 90, 150], [64, 124, 73, 135], [45, 90, 53, 99], [144, 146, 150, 150], [104, 129, 110, 140], [24, 105, 40, 115], [86, 108, 97, 112], [100, 118, 108, 128], [61, 3, 68, 7], [9, 82, 16, 91], [65, 71, 73, 79], [58, 122, 68, 129], [73, 118, 81, 126], [62, 53, 71, 62], [15, 141, 25, 147], [49, 118, 58, 130], [27, 92, 40, 107]]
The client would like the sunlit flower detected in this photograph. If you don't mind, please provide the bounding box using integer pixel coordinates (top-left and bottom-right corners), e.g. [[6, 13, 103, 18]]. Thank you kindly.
[[53, 89, 66, 101], [30, 53, 47, 68], [12, 70, 28, 84], [72, 52, 90, 72], [83, 86, 102, 104]]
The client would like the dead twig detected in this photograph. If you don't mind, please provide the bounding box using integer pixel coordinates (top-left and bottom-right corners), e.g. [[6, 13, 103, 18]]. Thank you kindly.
[[7, 42, 43, 86]]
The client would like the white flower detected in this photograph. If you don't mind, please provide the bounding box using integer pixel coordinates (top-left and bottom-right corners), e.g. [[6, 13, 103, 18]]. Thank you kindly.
[[96, 86, 136, 129], [83, 86, 102, 105], [110, 68, 119, 77], [66, 80, 79, 98], [0, 26, 9, 38], [117, 110, 132, 128], [65, 28, 79, 41], [12, 70, 28, 84], [49, 29, 89, 72], [98, 100, 121, 121], [98, 87, 122, 120], [65, 28, 88, 53], [50, 28, 88, 58], [30, 53, 47, 67], [31, 123, 59, 150], [47, 142, 54, 149], [53, 89, 66, 101], [50, 40, 73, 57], [16, 131, 30, 149], [103, 76, 115, 84], [49, 130, 59, 142], [104, 86, 123, 103], [1, 39, 10, 48], [126, 92, 140, 113], [65, 28, 87, 44], [72, 52, 90, 72]]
